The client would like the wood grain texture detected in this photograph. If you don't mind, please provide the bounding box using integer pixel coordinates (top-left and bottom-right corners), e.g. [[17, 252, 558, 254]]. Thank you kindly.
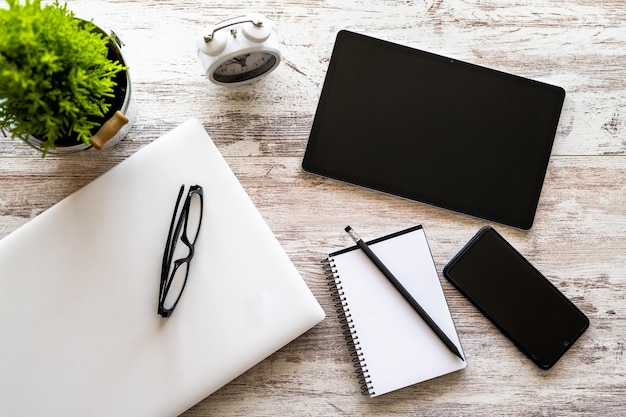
[[1, 0, 625, 416]]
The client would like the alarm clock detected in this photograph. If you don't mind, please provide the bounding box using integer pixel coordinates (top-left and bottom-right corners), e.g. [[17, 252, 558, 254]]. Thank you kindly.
[[196, 14, 281, 86]]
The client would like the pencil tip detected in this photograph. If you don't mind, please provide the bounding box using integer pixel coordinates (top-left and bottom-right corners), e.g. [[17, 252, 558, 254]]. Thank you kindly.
[[345, 226, 352, 232]]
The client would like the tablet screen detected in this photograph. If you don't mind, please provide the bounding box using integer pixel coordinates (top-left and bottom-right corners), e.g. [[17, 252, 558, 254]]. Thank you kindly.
[[302, 31, 565, 229]]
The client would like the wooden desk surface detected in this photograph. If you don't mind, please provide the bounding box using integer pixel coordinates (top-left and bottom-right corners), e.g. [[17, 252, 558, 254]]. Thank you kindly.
[[1, 1, 624, 415]]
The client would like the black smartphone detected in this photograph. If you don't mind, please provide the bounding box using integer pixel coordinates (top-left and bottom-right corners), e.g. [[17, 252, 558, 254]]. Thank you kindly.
[[443, 226, 589, 369]]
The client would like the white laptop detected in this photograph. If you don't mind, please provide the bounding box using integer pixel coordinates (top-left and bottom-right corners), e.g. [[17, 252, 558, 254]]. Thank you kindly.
[[0, 119, 325, 416]]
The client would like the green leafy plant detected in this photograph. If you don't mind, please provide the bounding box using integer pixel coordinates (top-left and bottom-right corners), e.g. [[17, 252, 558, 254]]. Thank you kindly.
[[0, 0, 126, 151]]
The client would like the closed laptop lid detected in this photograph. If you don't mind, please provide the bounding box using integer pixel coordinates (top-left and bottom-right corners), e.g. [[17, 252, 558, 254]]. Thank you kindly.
[[0, 119, 324, 417]]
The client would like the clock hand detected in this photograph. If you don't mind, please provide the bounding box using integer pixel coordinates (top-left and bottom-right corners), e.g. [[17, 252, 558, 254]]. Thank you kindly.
[[233, 54, 250, 68]]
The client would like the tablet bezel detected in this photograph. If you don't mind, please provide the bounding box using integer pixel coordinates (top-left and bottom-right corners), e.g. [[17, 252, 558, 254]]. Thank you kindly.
[[302, 30, 565, 229]]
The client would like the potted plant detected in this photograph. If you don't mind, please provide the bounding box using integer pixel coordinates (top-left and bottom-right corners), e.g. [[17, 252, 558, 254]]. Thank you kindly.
[[0, 0, 134, 154]]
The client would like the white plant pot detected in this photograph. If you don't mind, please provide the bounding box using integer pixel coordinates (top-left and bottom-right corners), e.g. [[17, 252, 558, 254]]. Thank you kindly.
[[22, 25, 136, 154]]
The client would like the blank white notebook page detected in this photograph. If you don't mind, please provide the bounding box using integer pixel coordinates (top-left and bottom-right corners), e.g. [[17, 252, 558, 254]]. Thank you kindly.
[[329, 226, 466, 396]]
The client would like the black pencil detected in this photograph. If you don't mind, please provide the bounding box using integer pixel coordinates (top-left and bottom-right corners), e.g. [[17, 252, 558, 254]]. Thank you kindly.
[[345, 226, 465, 361]]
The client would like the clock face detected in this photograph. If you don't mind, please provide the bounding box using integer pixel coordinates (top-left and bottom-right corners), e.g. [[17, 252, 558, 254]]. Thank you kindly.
[[213, 51, 278, 84]]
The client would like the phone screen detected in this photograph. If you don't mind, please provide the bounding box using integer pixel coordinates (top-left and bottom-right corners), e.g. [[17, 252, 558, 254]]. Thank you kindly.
[[443, 226, 589, 369]]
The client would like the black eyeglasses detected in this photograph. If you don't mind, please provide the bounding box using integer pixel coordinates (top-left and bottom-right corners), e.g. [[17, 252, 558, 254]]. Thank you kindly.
[[158, 184, 204, 317]]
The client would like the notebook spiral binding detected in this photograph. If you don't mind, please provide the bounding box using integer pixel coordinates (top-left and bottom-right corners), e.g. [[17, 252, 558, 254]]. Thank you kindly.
[[324, 258, 375, 396]]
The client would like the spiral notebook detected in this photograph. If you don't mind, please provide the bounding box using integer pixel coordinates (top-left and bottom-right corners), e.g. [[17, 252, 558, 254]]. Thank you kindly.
[[327, 226, 466, 397]]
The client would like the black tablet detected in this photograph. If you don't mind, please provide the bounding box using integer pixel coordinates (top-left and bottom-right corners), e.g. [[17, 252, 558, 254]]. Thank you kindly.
[[302, 31, 565, 229]]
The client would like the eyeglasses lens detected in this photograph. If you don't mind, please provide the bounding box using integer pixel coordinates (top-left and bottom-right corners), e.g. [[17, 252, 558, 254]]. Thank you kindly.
[[162, 260, 188, 311], [184, 192, 203, 244]]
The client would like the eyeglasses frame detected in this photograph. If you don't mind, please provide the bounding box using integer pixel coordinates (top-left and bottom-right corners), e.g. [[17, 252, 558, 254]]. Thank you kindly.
[[158, 184, 204, 318]]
